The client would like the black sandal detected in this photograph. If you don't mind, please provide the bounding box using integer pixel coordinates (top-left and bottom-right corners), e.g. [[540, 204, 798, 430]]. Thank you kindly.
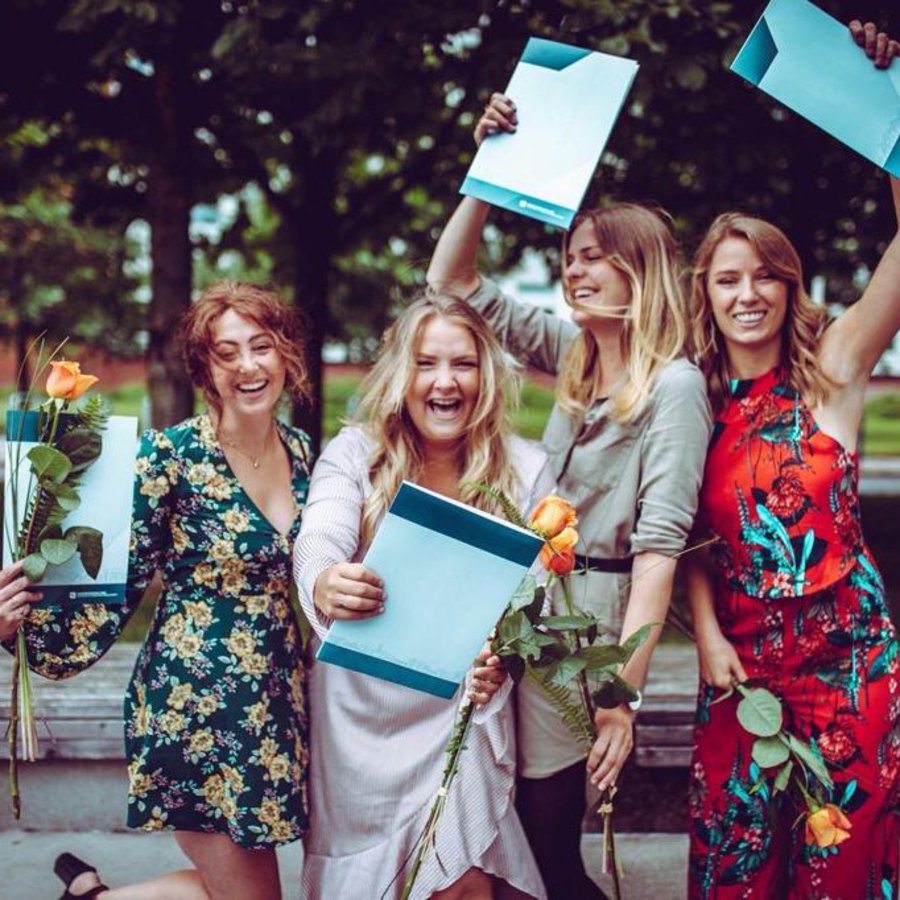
[[53, 853, 109, 899]]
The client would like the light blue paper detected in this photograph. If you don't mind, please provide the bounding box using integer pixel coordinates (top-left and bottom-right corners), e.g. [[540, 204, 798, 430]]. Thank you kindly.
[[3, 414, 138, 606], [317, 482, 543, 698], [461, 36, 639, 229], [732, 0, 900, 176]]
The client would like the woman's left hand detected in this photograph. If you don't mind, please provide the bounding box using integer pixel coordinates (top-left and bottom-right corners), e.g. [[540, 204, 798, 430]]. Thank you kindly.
[[850, 19, 898, 68], [467, 643, 505, 706], [0, 561, 41, 642], [587, 705, 635, 792]]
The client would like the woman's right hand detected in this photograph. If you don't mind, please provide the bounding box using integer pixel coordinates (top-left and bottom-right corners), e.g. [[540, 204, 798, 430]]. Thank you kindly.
[[850, 20, 899, 69], [0, 561, 42, 641], [313, 562, 385, 620], [697, 628, 747, 691], [474, 93, 518, 146]]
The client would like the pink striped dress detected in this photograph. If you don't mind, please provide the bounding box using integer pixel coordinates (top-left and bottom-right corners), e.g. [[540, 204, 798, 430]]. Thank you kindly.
[[293, 425, 551, 899]]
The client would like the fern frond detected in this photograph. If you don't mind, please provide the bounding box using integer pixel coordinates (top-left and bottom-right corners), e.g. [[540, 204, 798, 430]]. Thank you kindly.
[[72, 395, 109, 433], [526, 666, 594, 750], [463, 482, 529, 529]]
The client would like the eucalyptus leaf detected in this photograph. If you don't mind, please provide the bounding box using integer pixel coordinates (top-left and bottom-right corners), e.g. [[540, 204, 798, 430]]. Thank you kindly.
[[56, 428, 102, 473], [774, 760, 793, 793], [22, 553, 48, 581], [67, 527, 103, 580], [27, 445, 72, 483], [37, 524, 63, 544], [44, 482, 81, 511], [40, 537, 78, 565], [752, 735, 790, 769], [736, 688, 783, 737]]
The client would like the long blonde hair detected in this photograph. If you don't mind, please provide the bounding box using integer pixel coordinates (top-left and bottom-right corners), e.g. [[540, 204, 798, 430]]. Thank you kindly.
[[557, 203, 689, 422], [690, 213, 830, 412], [354, 294, 521, 545]]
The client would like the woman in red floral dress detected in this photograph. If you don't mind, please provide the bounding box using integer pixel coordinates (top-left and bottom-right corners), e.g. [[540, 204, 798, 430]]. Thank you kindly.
[[685, 22, 900, 897]]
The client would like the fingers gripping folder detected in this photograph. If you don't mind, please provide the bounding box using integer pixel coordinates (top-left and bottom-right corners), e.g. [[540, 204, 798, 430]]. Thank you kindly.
[[731, 0, 900, 177]]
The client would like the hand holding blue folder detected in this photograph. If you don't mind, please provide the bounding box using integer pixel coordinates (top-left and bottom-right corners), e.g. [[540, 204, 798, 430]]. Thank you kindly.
[[732, 0, 900, 176]]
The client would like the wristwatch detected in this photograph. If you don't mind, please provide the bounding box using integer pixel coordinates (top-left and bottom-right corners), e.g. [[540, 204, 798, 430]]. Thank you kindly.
[[627, 688, 643, 712]]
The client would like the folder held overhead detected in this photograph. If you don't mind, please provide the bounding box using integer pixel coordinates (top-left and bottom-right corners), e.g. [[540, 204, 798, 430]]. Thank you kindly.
[[461, 37, 639, 230], [316, 481, 543, 699], [731, 0, 900, 177]]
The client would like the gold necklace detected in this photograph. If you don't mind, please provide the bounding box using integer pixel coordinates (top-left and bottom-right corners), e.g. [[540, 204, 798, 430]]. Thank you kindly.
[[218, 426, 275, 469]]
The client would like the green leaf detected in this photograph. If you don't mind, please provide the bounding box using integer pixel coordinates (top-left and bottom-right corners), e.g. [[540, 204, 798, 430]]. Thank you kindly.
[[56, 428, 102, 473], [498, 610, 533, 646], [545, 656, 588, 687], [524, 585, 545, 624], [774, 760, 793, 793], [43, 482, 81, 512], [787, 734, 833, 790], [37, 524, 63, 544], [736, 687, 783, 737], [592, 673, 640, 709], [22, 553, 48, 581], [620, 623, 654, 659], [511, 574, 538, 611], [40, 537, 78, 565], [66, 526, 103, 580], [27, 444, 72, 483], [752, 735, 790, 769], [577, 644, 628, 671]]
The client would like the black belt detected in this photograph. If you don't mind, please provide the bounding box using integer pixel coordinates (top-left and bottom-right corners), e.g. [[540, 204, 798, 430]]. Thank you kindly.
[[573, 553, 633, 574]]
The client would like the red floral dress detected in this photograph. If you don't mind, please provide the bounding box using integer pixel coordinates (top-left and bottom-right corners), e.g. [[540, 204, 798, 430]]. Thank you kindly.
[[689, 368, 899, 899]]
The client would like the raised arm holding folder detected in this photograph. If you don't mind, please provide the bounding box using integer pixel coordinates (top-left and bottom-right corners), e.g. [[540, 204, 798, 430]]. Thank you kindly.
[[732, 0, 900, 176], [460, 37, 638, 229], [316, 481, 543, 699]]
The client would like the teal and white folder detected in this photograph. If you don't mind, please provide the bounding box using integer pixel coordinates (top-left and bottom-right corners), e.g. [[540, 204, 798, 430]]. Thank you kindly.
[[317, 481, 543, 699], [3, 411, 138, 606], [732, 0, 900, 177], [460, 37, 639, 230]]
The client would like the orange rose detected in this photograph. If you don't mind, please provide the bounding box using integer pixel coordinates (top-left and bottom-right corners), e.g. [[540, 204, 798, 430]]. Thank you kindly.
[[529, 494, 578, 539], [46, 360, 99, 401], [804, 804, 852, 848], [539, 526, 579, 576]]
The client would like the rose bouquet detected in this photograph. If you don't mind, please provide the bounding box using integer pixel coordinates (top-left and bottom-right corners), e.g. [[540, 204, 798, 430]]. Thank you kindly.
[[394, 490, 647, 900], [4, 344, 107, 817]]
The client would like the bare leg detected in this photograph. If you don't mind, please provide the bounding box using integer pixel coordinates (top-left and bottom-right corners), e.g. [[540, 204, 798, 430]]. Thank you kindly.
[[66, 868, 208, 900], [176, 831, 281, 900], [430, 867, 493, 900]]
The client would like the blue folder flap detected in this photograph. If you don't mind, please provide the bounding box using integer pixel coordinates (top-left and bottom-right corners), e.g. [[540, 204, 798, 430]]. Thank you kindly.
[[731, 16, 777, 85], [521, 37, 591, 71]]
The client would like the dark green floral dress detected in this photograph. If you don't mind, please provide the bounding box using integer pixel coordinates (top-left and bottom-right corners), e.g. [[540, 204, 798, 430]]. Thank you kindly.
[[20, 414, 311, 848]]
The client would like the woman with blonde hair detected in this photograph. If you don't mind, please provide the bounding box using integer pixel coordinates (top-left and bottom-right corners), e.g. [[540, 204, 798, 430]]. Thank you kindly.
[[24, 281, 313, 900], [427, 99, 711, 898], [294, 293, 554, 899], [686, 22, 900, 896]]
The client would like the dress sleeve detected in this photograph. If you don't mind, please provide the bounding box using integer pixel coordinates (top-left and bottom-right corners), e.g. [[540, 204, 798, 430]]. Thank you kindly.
[[293, 428, 367, 640], [631, 363, 712, 557], [466, 276, 578, 375], [16, 428, 177, 679]]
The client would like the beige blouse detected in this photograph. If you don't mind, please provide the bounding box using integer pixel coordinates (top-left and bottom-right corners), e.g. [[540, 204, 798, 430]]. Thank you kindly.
[[468, 277, 713, 775]]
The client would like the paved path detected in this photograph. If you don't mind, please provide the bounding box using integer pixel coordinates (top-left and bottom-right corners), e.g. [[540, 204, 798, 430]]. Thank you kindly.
[[2, 830, 689, 899]]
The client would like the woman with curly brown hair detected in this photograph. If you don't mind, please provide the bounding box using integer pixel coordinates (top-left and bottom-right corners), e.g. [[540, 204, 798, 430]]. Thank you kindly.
[[28, 282, 313, 900]]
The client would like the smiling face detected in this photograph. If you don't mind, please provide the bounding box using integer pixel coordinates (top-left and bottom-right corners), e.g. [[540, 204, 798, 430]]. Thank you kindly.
[[404, 315, 480, 456], [706, 236, 789, 371], [208, 309, 286, 417], [563, 219, 632, 332]]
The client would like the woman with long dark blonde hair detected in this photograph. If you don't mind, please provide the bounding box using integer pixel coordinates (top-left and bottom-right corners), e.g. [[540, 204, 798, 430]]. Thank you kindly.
[[427, 99, 711, 898], [685, 22, 900, 896], [294, 294, 554, 899]]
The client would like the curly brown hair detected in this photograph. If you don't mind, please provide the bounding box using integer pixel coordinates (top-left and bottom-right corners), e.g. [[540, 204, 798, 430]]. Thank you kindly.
[[180, 281, 311, 412]]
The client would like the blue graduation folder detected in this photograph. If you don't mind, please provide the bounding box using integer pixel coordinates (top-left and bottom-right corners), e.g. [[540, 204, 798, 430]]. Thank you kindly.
[[316, 481, 543, 698], [732, 0, 900, 177], [460, 37, 638, 230]]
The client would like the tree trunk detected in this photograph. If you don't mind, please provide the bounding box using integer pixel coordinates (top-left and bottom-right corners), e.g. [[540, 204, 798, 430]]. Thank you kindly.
[[145, 56, 194, 428]]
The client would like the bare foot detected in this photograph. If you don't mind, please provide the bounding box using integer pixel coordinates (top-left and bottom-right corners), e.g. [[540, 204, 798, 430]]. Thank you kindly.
[[67, 870, 105, 897]]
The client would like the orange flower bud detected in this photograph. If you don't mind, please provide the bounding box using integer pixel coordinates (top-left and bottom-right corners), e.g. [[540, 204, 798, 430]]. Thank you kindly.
[[46, 361, 99, 401], [529, 494, 578, 540], [539, 526, 579, 576], [804, 804, 852, 849]]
